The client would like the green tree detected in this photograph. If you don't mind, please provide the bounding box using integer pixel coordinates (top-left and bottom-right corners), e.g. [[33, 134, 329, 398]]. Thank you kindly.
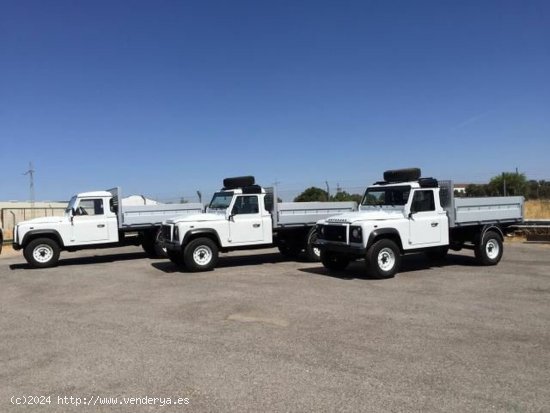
[[294, 187, 329, 202], [330, 191, 363, 203], [488, 172, 527, 196], [465, 184, 488, 197]]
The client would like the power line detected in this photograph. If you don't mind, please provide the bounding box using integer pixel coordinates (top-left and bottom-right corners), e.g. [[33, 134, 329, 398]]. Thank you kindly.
[[23, 161, 35, 217]]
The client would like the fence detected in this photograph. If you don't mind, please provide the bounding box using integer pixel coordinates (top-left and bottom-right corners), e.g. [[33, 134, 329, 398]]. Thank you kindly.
[[1, 207, 66, 242]]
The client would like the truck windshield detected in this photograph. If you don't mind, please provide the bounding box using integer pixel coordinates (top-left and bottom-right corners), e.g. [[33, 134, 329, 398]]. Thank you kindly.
[[209, 191, 234, 210], [362, 186, 411, 207], [65, 196, 77, 213]]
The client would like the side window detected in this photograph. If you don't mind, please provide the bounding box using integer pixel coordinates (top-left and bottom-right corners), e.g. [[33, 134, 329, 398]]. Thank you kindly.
[[411, 191, 435, 213], [77, 199, 104, 216], [232, 196, 259, 215]]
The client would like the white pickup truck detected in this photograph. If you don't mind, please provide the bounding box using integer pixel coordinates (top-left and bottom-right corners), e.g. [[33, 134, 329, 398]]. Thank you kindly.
[[315, 168, 524, 278], [162, 176, 357, 271], [12, 187, 202, 268]]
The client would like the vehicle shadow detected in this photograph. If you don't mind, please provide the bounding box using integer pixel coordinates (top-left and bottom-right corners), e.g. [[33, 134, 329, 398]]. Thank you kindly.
[[299, 253, 479, 280], [9, 251, 155, 270], [151, 252, 287, 273]]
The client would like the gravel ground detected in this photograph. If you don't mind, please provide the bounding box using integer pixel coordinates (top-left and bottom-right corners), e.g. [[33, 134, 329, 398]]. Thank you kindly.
[[0, 242, 549, 412]]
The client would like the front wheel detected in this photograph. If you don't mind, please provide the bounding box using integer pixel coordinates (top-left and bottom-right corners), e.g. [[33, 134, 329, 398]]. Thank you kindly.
[[23, 238, 61, 268], [475, 231, 503, 265], [366, 239, 401, 279], [183, 238, 219, 272], [320, 251, 350, 271]]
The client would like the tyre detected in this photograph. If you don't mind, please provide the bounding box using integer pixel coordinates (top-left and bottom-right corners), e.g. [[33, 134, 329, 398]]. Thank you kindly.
[[223, 176, 255, 189], [425, 246, 449, 261], [366, 239, 401, 279], [142, 229, 167, 258], [23, 238, 61, 268], [183, 237, 219, 272], [167, 249, 185, 267], [320, 251, 350, 271], [383, 168, 421, 183], [304, 227, 321, 262], [475, 231, 503, 266]]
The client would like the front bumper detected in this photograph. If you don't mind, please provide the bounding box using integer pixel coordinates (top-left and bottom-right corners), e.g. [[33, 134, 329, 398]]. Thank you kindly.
[[314, 239, 366, 256]]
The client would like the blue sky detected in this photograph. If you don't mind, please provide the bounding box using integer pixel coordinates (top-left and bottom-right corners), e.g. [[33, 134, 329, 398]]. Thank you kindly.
[[1, 0, 549, 201]]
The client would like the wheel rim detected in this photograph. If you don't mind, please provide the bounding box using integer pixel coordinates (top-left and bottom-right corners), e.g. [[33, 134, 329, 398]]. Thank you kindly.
[[33, 244, 54, 263], [193, 245, 212, 266], [312, 246, 321, 258], [377, 247, 395, 271], [485, 239, 500, 259], [156, 234, 167, 255]]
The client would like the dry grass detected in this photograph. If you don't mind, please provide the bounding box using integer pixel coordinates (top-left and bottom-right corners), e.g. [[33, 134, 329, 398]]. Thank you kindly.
[[525, 200, 550, 219]]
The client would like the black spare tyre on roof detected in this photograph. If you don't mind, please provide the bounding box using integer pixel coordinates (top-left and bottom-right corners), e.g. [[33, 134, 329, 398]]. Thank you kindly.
[[223, 176, 255, 189], [383, 168, 421, 183]]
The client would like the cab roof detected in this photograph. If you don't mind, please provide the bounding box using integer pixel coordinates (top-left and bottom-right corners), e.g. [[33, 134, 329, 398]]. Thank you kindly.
[[76, 191, 112, 198]]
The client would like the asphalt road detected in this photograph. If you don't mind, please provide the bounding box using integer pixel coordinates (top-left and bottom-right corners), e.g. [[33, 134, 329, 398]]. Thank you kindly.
[[0, 242, 549, 412]]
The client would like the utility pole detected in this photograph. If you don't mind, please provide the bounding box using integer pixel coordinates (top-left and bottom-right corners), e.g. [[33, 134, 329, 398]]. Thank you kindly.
[[325, 181, 330, 201], [196, 190, 202, 204], [23, 162, 35, 217], [502, 172, 506, 196]]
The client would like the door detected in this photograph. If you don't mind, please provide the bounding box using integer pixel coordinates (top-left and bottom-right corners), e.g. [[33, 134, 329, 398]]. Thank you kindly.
[[229, 195, 264, 244], [408, 190, 442, 246], [72, 198, 110, 243]]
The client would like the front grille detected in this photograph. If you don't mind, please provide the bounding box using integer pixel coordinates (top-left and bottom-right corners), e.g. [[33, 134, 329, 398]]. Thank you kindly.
[[320, 225, 347, 243], [161, 224, 172, 241]]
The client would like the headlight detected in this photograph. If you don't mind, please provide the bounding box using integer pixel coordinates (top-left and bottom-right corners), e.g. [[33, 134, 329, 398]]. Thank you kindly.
[[173, 226, 179, 241], [350, 226, 362, 243]]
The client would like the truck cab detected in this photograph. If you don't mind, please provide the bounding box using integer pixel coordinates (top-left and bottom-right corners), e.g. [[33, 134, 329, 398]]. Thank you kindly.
[[316, 178, 449, 267], [13, 191, 120, 267], [14, 191, 119, 249], [163, 180, 275, 271]]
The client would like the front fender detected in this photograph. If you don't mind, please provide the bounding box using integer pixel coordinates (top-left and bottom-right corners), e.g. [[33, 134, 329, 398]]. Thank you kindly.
[[366, 228, 403, 250], [19, 229, 65, 249], [182, 229, 222, 247]]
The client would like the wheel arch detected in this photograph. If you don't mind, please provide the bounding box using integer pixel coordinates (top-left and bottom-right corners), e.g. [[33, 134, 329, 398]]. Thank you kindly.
[[182, 229, 222, 248], [366, 228, 404, 252], [21, 230, 64, 249], [480, 225, 504, 243]]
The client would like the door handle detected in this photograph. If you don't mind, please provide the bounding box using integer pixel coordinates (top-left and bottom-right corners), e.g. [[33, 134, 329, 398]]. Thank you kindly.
[[97, 224, 105, 228], [431, 222, 438, 227], [253, 223, 260, 228]]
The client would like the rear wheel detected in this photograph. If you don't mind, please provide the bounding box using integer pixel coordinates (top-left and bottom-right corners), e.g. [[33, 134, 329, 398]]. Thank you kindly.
[[183, 238, 219, 272], [24, 238, 61, 268], [304, 227, 321, 262], [475, 231, 503, 265], [366, 239, 401, 279], [142, 229, 167, 258], [320, 251, 350, 271]]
